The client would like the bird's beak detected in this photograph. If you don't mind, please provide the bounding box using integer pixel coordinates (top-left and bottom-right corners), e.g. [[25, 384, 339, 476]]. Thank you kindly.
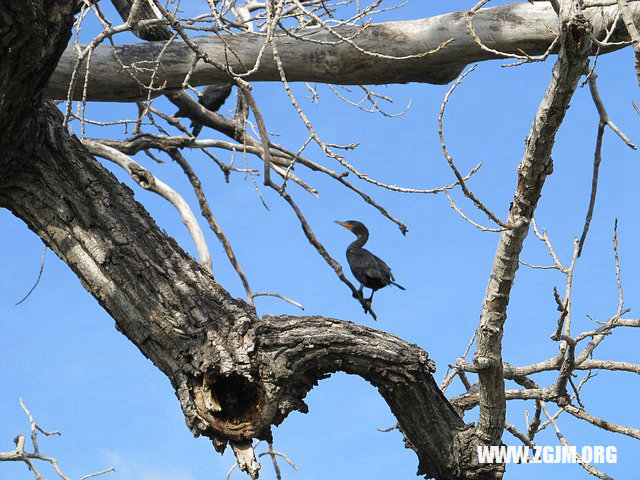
[[334, 220, 353, 231]]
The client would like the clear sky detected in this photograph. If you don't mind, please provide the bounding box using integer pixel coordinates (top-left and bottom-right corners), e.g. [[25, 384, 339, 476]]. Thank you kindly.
[[1, 1, 639, 479]]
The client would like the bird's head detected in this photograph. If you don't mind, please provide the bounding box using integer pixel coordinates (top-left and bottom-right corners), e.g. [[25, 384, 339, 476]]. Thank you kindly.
[[335, 220, 369, 238]]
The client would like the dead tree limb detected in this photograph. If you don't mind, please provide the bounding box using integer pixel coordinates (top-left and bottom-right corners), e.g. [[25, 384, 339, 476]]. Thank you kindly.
[[46, 2, 639, 101]]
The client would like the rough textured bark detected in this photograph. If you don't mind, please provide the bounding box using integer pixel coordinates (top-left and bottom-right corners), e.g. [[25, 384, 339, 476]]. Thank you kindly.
[[473, 3, 591, 446], [0, 101, 496, 479], [0, 1, 76, 136], [0, 4, 502, 479], [45, 1, 636, 101], [2, 1, 624, 479]]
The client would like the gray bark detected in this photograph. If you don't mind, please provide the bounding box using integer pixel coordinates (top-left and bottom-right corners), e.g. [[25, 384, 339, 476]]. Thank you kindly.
[[0, 2, 501, 479], [1, 1, 626, 479], [0, 100, 490, 479], [45, 1, 635, 101], [473, 2, 591, 446]]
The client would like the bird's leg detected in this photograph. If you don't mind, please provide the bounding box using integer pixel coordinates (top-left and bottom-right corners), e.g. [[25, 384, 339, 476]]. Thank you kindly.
[[353, 285, 371, 313], [360, 290, 374, 313]]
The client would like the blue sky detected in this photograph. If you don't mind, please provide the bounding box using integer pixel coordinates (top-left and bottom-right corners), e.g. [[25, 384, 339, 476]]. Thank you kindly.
[[1, 1, 639, 479]]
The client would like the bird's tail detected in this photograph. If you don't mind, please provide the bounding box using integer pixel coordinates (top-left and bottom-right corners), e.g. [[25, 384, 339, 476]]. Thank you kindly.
[[392, 282, 405, 290]]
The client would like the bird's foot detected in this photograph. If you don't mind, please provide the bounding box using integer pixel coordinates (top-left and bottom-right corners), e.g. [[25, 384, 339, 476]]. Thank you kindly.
[[361, 298, 372, 312]]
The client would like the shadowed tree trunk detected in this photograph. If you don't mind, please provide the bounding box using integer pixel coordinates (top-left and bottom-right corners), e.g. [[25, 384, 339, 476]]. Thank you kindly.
[[0, 86, 491, 480], [2, 1, 637, 479], [0, 2, 496, 479]]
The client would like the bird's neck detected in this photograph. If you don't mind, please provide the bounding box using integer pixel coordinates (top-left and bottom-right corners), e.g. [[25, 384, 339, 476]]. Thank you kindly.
[[349, 233, 368, 249]]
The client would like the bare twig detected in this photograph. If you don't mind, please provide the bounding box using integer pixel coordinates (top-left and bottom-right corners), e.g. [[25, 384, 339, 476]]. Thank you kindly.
[[577, 121, 605, 257], [15, 246, 47, 305], [440, 330, 478, 392], [439, 65, 511, 229], [563, 404, 640, 439], [444, 190, 506, 233], [258, 442, 298, 479], [0, 399, 114, 480], [541, 401, 614, 480], [504, 422, 535, 448], [252, 292, 305, 310], [168, 149, 254, 303], [588, 73, 636, 148]]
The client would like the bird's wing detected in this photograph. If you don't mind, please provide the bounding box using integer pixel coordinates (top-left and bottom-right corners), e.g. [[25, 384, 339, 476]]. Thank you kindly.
[[188, 83, 234, 136], [200, 83, 233, 112], [358, 250, 393, 282], [372, 256, 394, 281]]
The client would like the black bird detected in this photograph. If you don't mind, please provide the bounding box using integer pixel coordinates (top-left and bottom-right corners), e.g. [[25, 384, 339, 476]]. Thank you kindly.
[[174, 83, 233, 137], [335, 220, 405, 304]]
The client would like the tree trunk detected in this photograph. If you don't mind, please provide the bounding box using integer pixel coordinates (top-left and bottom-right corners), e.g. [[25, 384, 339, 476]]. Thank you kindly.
[[0, 3, 502, 478], [0, 97, 503, 479]]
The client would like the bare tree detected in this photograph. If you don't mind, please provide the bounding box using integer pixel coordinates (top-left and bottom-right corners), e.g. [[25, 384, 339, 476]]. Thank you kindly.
[[1, 1, 639, 479]]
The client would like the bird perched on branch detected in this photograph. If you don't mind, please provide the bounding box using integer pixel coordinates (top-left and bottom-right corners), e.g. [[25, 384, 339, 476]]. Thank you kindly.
[[335, 220, 405, 306], [174, 83, 233, 137]]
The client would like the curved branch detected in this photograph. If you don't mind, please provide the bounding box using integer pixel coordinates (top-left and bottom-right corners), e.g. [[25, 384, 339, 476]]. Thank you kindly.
[[254, 315, 471, 479], [84, 139, 213, 273], [0, 102, 496, 480]]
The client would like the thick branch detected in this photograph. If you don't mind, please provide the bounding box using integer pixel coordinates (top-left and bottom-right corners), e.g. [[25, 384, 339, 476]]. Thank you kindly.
[[45, 2, 637, 101], [0, 2, 76, 136], [255, 316, 472, 479], [473, 9, 591, 446], [0, 102, 493, 479]]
